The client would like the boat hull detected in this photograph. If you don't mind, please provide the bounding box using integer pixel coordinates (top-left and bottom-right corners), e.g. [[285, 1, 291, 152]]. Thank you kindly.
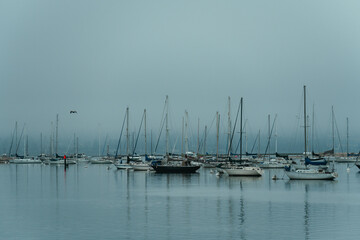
[[222, 167, 263, 176], [285, 170, 337, 180], [132, 164, 151, 171], [152, 165, 200, 173], [10, 158, 42, 164], [114, 163, 133, 170]]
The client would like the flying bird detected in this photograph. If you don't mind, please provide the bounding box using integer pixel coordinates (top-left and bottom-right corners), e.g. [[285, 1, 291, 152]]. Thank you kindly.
[[70, 110, 77, 114]]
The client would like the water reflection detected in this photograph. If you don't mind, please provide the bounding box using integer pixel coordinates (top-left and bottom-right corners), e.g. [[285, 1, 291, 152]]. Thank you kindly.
[[304, 184, 310, 240], [1, 163, 360, 240]]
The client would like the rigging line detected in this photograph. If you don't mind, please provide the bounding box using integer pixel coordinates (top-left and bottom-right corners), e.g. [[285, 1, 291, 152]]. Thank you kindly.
[[249, 131, 259, 154], [8, 125, 16, 156], [132, 111, 145, 155], [333, 113, 344, 152], [233, 119, 248, 154], [154, 97, 167, 153], [101, 134, 108, 156], [207, 112, 217, 133], [115, 110, 127, 158], [158, 98, 167, 139], [227, 99, 241, 156], [264, 114, 278, 156], [154, 114, 166, 153], [15, 124, 25, 154]]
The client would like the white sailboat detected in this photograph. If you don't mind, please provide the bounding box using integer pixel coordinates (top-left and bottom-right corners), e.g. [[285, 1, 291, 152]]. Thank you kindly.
[[10, 127, 42, 164], [285, 86, 337, 180], [222, 165, 263, 176], [220, 98, 264, 177]]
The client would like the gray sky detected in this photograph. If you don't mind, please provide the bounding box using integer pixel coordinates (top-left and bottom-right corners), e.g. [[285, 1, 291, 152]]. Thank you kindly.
[[1, 0, 360, 154]]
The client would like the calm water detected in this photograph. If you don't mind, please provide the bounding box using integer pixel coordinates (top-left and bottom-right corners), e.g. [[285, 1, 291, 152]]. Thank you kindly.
[[1, 163, 359, 240]]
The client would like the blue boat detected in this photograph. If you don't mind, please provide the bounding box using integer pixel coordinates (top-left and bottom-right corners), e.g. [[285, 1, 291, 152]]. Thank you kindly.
[[305, 157, 327, 165]]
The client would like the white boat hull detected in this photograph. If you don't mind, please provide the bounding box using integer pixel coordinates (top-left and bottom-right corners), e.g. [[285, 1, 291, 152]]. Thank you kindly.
[[131, 164, 151, 171], [285, 170, 337, 180], [114, 163, 133, 170], [334, 157, 357, 163], [223, 167, 263, 176], [10, 158, 42, 164]]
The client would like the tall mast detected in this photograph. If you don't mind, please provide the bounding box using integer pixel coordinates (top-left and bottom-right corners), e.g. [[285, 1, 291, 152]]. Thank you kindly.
[[50, 121, 54, 157], [185, 110, 188, 153], [15, 121, 18, 155], [23, 127, 26, 157], [258, 130, 261, 156], [26, 135, 28, 156], [204, 125, 207, 155], [228, 96, 232, 154], [181, 117, 184, 156], [76, 137, 79, 159], [197, 118, 200, 156], [151, 130, 153, 155], [216, 112, 219, 160], [126, 107, 129, 156], [75, 132, 78, 157], [56, 114, 58, 156], [244, 120, 248, 154], [40, 132, 43, 154], [347, 117, 349, 156], [268, 114, 270, 155], [165, 95, 169, 156], [303, 85, 307, 156], [312, 104, 315, 153], [144, 109, 147, 156], [332, 106, 335, 152], [307, 115, 310, 155], [240, 97, 243, 161], [98, 124, 100, 157], [275, 118, 278, 153]]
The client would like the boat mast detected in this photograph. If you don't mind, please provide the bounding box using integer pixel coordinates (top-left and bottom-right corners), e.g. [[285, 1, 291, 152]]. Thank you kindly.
[[144, 109, 147, 156], [181, 117, 184, 156], [258, 130, 260, 157], [50, 121, 54, 157], [275, 119, 277, 154], [228, 96, 232, 154], [268, 114, 270, 156], [244, 120, 248, 154], [303, 85, 307, 157], [347, 117, 349, 156], [40, 132, 43, 155], [15, 121, 18, 155], [23, 127, 26, 157], [75, 132, 78, 157], [312, 104, 314, 153], [240, 97, 243, 161], [56, 114, 58, 156], [151, 130, 153, 155], [185, 110, 188, 153], [126, 107, 129, 156], [332, 105, 334, 152], [76, 137, 79, 159], [216, 111, 219, 160], [204, 125, 207, 155], [197, 118, 200, 156], [165, 96, 169, 156]]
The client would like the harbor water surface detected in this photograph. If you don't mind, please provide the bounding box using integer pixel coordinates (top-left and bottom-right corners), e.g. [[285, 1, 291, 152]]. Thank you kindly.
[[1, 163, 359, 240]]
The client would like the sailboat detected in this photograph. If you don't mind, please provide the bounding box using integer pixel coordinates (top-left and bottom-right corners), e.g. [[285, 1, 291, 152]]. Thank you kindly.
[[220, 98, 263, 177], [152, 96, 200, 174], [10, 126, 41, 164], [284, 86, 338, 180]]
